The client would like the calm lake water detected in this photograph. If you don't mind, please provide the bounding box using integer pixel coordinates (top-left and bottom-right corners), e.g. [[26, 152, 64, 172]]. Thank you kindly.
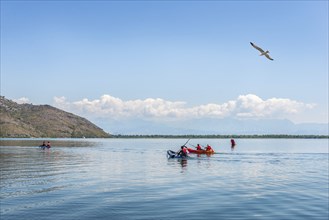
[[1, 138, 328, 220]]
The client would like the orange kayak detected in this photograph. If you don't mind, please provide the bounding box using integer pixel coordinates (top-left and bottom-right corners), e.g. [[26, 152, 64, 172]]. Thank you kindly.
[[187, 148, 215, 154]]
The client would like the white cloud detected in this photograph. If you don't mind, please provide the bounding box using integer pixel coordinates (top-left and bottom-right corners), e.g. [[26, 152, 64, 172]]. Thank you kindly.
[[234, 94, 315, 118], [13, 97, 30, 104], [53, 94, 315, 121]]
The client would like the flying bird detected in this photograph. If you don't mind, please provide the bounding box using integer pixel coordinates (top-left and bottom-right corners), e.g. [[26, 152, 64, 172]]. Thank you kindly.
[[250, 42, 274, 60]]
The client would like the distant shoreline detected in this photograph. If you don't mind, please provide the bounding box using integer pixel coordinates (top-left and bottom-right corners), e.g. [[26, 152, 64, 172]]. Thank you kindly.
[[108, 134, 329, 139], [1, 134, 328, 139]]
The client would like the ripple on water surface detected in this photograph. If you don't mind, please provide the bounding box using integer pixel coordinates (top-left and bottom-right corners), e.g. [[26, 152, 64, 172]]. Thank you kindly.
[[1, 139, 328, 220]]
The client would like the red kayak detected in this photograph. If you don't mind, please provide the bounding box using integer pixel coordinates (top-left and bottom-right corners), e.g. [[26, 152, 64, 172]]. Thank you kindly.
[[187, 148, 215, 154]]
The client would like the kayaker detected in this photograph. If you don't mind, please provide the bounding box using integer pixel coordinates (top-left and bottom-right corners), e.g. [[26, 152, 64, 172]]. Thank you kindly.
[[40, 141, 47, 150], [205, 144, 213, 151], [178, 146, 188, 157], [46, 141, 51, 149], [196, 144, 202, 150]]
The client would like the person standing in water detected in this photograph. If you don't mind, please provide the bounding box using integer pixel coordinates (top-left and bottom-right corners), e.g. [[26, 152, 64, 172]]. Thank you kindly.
[[230, 139, 236, 150]]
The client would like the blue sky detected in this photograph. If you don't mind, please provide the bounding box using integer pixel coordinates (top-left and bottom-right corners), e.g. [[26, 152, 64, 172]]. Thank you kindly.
[[1, 1, 328, 127]]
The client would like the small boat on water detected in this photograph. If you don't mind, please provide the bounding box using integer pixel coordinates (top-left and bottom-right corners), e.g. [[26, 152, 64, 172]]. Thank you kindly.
[[167, 150, 188, 159], [187, 148, 215, 154]]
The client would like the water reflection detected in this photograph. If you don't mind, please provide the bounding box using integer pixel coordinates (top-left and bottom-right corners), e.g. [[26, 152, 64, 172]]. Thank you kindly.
[[0, 146, 92, 201], [180, 159, 188, 167], [1, 138, 328, 220], [196, 153, 214, 158], [167, 157, 189, 173], [0, 139, 100, 147], [167, 152, 217, 170]]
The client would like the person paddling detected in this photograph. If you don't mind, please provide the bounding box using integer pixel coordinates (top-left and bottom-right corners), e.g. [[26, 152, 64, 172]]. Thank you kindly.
[[46, 141, 51, 149], [177, 146, 189, 157], [205, 144, 213, 151], [39, 141, 47, 150], [196, 144, 202, 150]]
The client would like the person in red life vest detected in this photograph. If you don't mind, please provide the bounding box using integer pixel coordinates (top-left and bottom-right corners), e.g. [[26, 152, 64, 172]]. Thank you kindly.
[[196, 144, 202, 150], [230, 139, 236, 148], [178, 146, 189, 157], [46, 141, 51, 149], [205, 144, 213, 151]]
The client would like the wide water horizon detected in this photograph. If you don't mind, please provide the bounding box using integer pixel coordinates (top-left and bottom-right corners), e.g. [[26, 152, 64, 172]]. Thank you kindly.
[[1, 138, 328, 219]]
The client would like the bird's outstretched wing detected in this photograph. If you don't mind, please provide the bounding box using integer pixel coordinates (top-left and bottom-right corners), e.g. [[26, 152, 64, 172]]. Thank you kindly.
[[250, 42, 264, 53], [265, 54, 274, 61]]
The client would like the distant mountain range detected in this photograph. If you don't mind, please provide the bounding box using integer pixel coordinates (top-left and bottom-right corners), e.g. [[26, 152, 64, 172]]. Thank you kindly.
[[94, 117, 328, 136], [0, 96, 110, 138]]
